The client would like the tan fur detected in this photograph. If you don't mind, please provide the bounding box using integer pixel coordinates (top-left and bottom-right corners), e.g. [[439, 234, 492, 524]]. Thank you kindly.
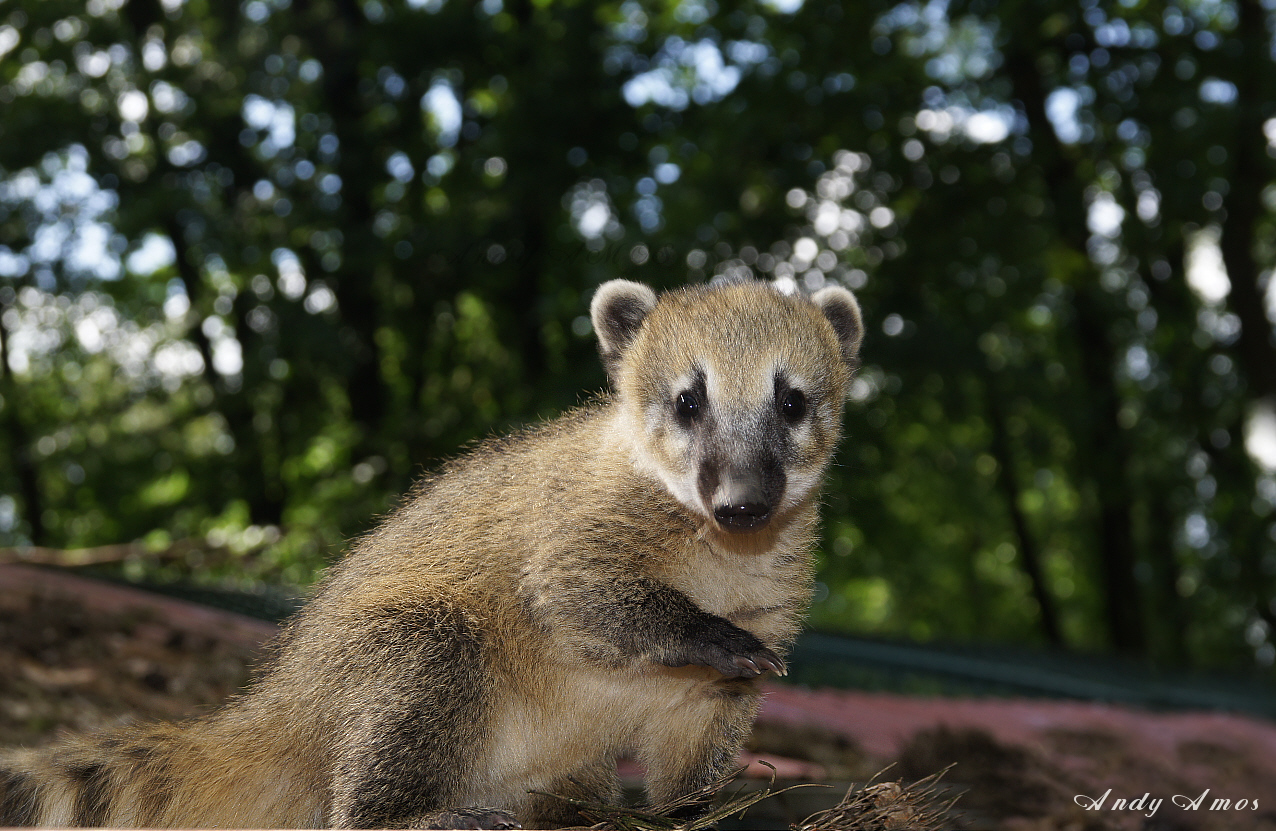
[[0, 279, 862, 829]]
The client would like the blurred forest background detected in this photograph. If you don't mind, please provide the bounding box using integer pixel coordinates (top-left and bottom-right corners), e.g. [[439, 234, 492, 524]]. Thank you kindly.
[[2, 0, 1276, 678]]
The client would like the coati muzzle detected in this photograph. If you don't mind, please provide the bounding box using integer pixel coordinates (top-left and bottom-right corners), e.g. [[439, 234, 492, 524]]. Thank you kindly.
[[707, 466, 783, 532]]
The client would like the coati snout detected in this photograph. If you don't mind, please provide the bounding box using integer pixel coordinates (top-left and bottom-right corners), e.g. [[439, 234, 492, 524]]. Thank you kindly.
[[704, 461, 783, 531], [692, 442, 786, 532]]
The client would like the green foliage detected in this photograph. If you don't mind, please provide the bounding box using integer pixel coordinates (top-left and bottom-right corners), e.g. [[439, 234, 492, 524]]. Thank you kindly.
[[1, 0, 1275, 676]]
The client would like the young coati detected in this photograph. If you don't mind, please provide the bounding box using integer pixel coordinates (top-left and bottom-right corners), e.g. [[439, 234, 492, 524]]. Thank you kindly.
[[0, 277, 863, 829]]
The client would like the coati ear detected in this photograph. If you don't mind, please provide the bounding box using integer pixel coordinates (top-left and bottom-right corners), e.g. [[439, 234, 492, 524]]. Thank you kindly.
[[811, 285, 864, 367], [591, 279, 658, 385]]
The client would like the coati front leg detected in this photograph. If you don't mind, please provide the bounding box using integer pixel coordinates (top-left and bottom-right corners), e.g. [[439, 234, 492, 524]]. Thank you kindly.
[[567, 575, 788, 679], [536, 572, 781, 807], [590, 577, 772, 811], [319, 604, 519, 830]]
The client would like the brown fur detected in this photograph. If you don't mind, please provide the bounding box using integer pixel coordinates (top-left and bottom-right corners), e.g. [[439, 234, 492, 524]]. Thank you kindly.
[[0, 279, 862, 829]]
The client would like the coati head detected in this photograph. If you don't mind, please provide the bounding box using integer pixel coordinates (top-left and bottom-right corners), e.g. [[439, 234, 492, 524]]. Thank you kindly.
[[591, 279, 863, 534]]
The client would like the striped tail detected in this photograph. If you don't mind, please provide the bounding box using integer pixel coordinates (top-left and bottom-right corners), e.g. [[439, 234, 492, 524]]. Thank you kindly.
[[0, 719, 325, 828], [1, 725, 190, 827]]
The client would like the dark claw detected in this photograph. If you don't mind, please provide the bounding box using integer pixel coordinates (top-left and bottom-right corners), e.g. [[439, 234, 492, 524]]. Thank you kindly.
[[758, 651, 787, 676], [728, 649, 786, 678]]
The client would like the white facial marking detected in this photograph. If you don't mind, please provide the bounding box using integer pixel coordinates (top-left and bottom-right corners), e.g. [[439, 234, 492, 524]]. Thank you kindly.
[[782, 468, 823, 511], [619, 406, 711, 520]]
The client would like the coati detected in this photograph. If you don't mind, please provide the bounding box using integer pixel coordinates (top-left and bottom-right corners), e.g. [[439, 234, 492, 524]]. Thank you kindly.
[[0, 277, 863, 829]]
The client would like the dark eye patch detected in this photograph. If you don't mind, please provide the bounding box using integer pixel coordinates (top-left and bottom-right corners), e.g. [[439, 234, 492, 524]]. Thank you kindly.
[[774, 374, 807, 425], [673, 368, 708, 424], [780, 389, 806, 423]]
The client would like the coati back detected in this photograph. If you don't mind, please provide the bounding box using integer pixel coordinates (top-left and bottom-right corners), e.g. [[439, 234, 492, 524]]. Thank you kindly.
[[0, 278, 863, 829]]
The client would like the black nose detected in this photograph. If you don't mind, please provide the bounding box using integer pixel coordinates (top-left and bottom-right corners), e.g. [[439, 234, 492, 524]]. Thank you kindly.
[[713, 500, 772, 531]]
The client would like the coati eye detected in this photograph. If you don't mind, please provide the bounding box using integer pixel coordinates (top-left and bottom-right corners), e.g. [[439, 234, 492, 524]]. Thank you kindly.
[[780, 389, 807, 424], [675, 391, 702, 421]]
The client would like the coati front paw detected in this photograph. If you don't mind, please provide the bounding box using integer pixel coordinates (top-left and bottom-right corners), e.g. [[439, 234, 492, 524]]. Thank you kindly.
[[414, 806, 522, 830], [665, 625, 787, 679]]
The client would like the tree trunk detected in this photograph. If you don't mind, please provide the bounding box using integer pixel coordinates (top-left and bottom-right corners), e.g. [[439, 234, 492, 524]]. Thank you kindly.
[[1218, 0, 1276, 404], [0, 291, 45, 544], [306, 0, 388, 442], [1003, 34, 1147, 655], [983, 380, 1066, 647]]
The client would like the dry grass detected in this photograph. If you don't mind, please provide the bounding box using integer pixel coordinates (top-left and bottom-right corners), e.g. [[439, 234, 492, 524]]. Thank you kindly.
[[534, 762, 955, 831], [793, 764, 956, 831]]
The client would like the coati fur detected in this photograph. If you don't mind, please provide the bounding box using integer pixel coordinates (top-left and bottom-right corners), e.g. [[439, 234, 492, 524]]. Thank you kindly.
[[0, 278, 863, 829]]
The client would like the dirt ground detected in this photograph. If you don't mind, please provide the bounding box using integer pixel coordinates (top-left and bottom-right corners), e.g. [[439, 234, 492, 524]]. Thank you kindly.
[[2, 563, 1275, 830]]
